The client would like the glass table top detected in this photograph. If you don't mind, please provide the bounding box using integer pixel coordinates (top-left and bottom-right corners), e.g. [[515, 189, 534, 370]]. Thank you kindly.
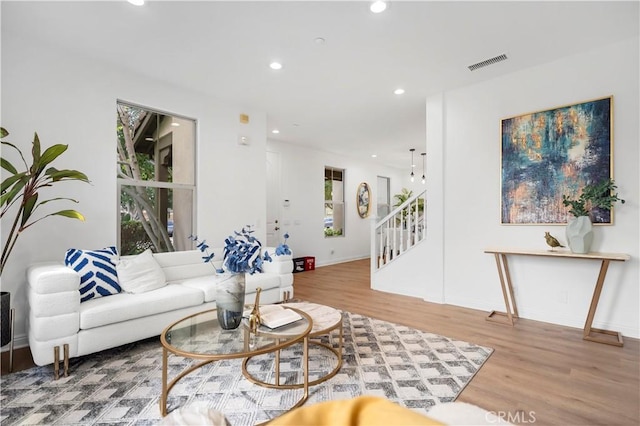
[[161, 306, 312, 359]]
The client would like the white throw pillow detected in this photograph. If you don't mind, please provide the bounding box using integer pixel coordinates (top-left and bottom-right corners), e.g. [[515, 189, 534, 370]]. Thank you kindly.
[[116, 249, 167, 294]]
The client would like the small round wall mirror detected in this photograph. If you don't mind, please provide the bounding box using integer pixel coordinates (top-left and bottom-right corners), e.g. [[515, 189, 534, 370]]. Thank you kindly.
[[357, 182, 371, 218]]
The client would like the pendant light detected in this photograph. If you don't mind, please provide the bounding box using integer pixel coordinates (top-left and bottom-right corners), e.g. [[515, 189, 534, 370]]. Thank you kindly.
[[421, 152, 426, 184], [409, 148, 415, 182]]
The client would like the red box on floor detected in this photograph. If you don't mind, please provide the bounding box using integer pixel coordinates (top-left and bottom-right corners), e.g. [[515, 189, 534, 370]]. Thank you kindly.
[[304, 256, 315, 271]]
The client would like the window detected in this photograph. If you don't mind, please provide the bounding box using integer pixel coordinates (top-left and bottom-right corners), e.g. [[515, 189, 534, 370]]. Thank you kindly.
[[324, 166, 344, 237], [377, 176, 391, 218], [117, 101, 196, 255]]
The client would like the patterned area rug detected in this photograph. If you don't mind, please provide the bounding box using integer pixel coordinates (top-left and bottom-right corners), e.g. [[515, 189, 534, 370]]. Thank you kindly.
[[0, 312, 493, 425]]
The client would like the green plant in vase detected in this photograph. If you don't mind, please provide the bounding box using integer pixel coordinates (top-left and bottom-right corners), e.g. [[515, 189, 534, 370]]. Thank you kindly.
[[1, 127, 89, 349], [561, 178, 624, 254]]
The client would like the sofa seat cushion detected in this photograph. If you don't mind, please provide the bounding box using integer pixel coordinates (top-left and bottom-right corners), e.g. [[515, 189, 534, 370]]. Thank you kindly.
[[79, 284, 204, 330], [180, 273, 281, 302], [179, 276, 218, 302]]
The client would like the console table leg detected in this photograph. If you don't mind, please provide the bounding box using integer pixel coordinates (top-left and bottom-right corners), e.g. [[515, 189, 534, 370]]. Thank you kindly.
[[487, 253, 518, 325], [583, 260, 623, 347]]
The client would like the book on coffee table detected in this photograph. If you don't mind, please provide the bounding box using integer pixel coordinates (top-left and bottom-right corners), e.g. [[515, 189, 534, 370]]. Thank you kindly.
[[244, 305, 302, 329]]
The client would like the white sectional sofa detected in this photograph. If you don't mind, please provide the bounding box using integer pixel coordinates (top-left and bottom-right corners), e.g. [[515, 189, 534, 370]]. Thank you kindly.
[[27, 248, 294, 368]]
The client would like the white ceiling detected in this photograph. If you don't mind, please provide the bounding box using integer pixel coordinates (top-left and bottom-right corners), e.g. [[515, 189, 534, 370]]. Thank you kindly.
[[2, 1, 638, 169]]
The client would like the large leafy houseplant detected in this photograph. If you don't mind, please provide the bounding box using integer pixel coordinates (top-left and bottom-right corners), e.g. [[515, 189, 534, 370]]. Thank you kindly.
[[1, 128, 90, 274]]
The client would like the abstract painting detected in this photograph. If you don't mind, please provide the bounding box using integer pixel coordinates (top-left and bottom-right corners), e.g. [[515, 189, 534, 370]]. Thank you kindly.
[[501, 96, 612, 224]]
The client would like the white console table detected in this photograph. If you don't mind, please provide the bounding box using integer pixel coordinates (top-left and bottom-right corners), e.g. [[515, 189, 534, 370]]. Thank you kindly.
[[484, 248, 630, 347]]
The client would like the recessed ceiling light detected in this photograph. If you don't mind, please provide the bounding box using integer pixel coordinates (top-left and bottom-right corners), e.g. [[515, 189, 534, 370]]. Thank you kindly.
[[272, 129, 280, 134], [371, 154, 377, 158], [315, 37, 326, 45], [269, 62, 283, 70], [370, 1, 387, 13], [127, 0, 144, 6], [394, 88, 405, 95]]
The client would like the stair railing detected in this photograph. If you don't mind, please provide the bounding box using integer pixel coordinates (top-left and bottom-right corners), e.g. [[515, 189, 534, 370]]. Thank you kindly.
[[373, 189, 426, 270]]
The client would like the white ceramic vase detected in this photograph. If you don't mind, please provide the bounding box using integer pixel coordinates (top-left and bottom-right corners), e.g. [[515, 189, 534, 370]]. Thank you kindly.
[[566, 216, 593, 254]]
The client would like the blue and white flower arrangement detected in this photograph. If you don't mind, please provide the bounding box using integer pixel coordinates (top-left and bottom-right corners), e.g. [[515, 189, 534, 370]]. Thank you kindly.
[[189, 226, 290, 275]]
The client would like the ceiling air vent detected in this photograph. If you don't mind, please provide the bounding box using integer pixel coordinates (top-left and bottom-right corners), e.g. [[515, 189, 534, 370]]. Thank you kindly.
[[468, 53, 508, 71]]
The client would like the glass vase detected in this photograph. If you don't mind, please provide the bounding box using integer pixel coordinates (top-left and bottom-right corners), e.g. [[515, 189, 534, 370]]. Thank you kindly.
[[216, 273, 246, 330]]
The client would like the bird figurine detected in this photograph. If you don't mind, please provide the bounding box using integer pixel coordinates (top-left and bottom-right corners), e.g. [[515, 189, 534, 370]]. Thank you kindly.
[[544, 232, 564, 251]]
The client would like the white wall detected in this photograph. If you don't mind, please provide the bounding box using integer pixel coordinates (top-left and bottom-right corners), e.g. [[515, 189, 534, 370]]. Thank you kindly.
[[374, 93, 447, 302], [266, 139, 405, 267], [1, 35, 268, 345], [425, 36, 639, 338]]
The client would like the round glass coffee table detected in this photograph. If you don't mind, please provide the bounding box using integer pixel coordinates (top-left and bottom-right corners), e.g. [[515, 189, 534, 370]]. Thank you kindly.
[[159, 306, 312, 418]]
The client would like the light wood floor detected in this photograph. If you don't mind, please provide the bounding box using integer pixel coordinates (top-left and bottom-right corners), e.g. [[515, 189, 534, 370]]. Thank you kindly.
[[3, 259, 638, 425], [294, 259, 640, 426]]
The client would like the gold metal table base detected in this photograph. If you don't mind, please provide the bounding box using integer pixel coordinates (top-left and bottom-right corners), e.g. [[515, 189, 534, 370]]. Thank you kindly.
[[159, 307, 312, 420], [160, 339, 310, 418], [242, 307, 344, 388], [242, 337, 342, 388]]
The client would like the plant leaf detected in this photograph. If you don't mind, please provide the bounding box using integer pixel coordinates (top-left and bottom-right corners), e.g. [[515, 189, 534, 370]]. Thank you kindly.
[[0, 175, 29, 209], [1, 157, 18, 175], [1, 172, 27, 195], [0, 127, 8, 138], [21, 193, 39, 227], [31, 133, 41, 174], [45, 168, 90, 183], [21, 209, 85, 231], [36, 197, 79, 207], [38, 144, 68, 172], [51, 210, 85, 220], [1, 141, 29, 170]]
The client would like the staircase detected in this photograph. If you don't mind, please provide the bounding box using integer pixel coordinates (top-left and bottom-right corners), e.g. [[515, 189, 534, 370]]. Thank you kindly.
[[372, 189, 426, 271]]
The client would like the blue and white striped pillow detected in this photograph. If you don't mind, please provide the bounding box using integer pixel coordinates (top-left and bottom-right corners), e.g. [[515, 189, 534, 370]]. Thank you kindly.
[[64, 246, 121, 303]]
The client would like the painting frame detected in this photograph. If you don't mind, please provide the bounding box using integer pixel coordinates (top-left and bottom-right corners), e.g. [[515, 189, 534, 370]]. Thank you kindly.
[[501, 96, 613, 225], [356, 182, 371, 218]]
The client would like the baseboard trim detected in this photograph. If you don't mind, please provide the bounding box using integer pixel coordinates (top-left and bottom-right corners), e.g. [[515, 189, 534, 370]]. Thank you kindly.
[[315, 255, 369, 268]]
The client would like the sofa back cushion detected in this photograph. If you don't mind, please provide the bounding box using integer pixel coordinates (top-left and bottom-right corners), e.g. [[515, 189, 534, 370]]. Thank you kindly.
[[116, 249, 167, 294], [153, 250, 219, 282]]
